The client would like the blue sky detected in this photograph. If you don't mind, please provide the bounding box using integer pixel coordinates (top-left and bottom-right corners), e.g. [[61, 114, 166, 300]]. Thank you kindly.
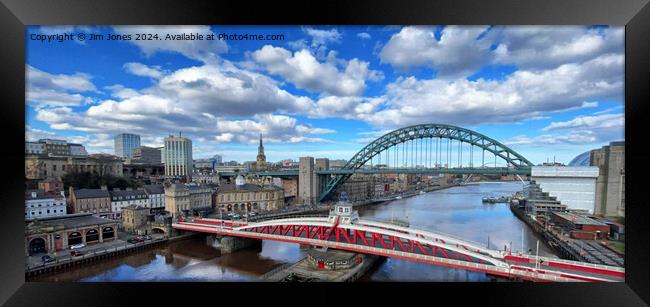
[[26, 26, 624, 164]]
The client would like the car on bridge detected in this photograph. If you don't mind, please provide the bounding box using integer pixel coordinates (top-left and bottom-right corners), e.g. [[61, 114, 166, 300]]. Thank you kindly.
[[70, 250, 83, 257]]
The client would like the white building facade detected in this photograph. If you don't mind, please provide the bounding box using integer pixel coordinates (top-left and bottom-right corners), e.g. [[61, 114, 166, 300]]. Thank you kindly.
[[109, 190, 150, 219], [164, 135, 193, 177], [531, 166, 599, 213], [143, 185, 165, 211], [25, 190, 67, 220]]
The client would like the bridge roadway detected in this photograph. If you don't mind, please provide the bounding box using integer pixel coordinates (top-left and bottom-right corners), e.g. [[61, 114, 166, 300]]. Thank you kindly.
[[172, 216, 624, 282], [218, 167, 531, 178]]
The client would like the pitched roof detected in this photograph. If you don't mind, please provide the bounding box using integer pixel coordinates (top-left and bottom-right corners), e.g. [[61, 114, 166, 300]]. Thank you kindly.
[[25, 189, 64, 200], [143, 184, 164, 194], [74, 189, 110, 199], [110, 190, 148, 198], [218, 183, 282, 192]]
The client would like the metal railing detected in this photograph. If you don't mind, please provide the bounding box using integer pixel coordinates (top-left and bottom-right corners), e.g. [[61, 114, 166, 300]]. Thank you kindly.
[[26, 237, 167, 272]]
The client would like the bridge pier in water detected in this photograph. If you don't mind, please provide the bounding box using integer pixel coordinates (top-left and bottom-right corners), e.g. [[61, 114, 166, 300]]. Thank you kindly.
[[208, 235, 262, 254]]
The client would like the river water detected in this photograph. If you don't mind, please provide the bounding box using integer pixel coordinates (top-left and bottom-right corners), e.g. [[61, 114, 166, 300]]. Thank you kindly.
[[33, 182, 557, 282]]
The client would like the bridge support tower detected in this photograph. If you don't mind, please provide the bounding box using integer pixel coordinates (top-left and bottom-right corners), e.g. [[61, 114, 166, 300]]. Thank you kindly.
[[210, 235, 262, 254]]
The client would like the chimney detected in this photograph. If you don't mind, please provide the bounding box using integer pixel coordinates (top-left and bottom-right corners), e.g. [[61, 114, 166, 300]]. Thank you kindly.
[[60, 190, 65, 197], [31, 191, 37, 198], [126, 187, 133, 191], [113, 187, 121, 191], [101, 185, 108, 190]]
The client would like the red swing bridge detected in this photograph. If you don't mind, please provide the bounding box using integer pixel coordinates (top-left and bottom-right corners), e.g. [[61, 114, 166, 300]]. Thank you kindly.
[[172, 198, 624, 282]]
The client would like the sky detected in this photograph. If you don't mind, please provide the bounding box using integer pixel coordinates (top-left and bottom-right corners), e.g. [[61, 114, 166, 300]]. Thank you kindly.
[[25, 25, 624, 164]]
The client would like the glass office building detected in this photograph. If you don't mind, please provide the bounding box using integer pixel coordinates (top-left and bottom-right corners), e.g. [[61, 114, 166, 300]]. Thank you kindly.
[[114, 133, 141, 158]]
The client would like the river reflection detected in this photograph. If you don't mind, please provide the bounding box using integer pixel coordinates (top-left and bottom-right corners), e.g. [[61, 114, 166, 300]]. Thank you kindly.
[[33, 182, 558, 282]]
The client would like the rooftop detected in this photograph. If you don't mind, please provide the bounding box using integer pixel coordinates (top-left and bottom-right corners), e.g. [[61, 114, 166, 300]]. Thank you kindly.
[[26, 213, 117, 228], [553, 212, 608, 226], [110, 190, 148, 198], [73, 188, 110, 199], [218, 183, 282, 192], [25, 189, 64, 200], [143, 184, 165, 194]]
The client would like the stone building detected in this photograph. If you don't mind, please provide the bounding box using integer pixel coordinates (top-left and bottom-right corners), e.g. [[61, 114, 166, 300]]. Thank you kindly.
[[590, 141, 625, 218], [164, 183, 213, 218], [110, 189, 150, 219], [338, 175, 373, 202], [121, 205, 151, 234], [25, 154, 123, 180], [298, 157, 317, 205], [282, 178, 298, 197], [25, 213, 118, 256], [38, 179, 64, 194], [68, 187, 112, 219], [132, 146, 161, 164], [214, 175, 284, 213], [25, 139, 87, 157]]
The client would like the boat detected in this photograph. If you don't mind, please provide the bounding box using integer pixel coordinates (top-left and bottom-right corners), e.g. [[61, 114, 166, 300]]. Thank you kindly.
[[419, 191, 425, 195], [395, 196, 402, 200], [482, 196, 510, 203]]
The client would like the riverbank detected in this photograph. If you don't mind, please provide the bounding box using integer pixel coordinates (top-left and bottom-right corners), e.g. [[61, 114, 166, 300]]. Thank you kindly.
[[25, 233, 199, 280], [351, 183, 460, 209], [508, 203, 624, 267]]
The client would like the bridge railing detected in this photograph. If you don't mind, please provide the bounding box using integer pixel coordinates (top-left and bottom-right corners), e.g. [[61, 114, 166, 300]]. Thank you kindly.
[[359, 217, 492, 251]]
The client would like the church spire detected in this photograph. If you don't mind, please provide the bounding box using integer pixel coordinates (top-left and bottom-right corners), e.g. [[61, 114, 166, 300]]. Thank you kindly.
[[256, 133, 266, 171]]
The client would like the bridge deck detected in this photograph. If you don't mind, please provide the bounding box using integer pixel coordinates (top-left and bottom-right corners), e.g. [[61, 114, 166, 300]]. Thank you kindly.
[[172, 217, 623, 282]]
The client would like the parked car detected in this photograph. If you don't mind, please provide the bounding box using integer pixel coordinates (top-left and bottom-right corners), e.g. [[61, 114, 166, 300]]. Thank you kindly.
[[143, 235, 152, 240], [248, 212, 257, 216], [232, 214, 241, 219], [70, 250, 83, 257], [69, 243, 85, 250], [41, 255, 55, 263], [127, 238, 139, 244]]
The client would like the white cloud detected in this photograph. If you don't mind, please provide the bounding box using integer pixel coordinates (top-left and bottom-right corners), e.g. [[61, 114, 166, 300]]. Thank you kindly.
[[288, 27, 342, 60], [31, 60, 337, 147], [304, 27, 342, 46], [379, 26, 493, 79], [505, 113, 624, 146], [123, 62, 165, 79], [105, 85, 140, 99], [542, 113, 624, 131], [26, 65, 96, 109], [490, 26, 623, 69], [251, 45, 382, 96], [362, 53, 623, 128], [113, 26, 228, 63], [357, 32, 371, 40], [379, 26, 623, 79]]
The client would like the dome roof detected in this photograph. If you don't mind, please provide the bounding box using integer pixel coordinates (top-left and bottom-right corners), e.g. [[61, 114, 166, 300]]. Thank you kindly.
[[235, 175, 245, 186]]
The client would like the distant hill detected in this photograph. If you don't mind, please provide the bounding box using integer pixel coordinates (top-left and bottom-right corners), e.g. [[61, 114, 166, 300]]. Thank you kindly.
[[568, 150, 591, 166]]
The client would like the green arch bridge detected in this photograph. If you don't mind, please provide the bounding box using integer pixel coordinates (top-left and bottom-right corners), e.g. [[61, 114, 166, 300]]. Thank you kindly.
[[219, 124, 534, 202]]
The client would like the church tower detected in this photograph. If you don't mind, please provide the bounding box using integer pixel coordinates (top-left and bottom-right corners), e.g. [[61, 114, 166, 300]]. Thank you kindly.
[[256, 134, 267, 171]]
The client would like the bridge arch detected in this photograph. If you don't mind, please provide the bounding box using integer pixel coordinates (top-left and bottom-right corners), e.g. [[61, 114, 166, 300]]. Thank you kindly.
[[320, 123, 533, 201]]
